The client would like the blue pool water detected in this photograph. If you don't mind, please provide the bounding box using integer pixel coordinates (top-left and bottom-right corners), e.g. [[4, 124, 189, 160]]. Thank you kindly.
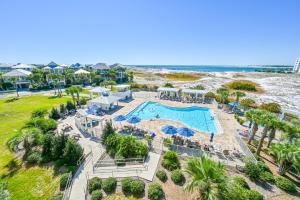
[[126, 102, 219, 134]]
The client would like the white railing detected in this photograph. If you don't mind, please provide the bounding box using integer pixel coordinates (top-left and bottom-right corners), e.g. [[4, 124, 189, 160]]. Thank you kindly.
[[235, 132, 257, 163]]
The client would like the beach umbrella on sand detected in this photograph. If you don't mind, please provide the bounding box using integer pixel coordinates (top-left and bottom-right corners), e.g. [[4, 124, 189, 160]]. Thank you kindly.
[[127, 116, 141, 124], [177, 127, 195, 137], [161, 125, 177, 135]]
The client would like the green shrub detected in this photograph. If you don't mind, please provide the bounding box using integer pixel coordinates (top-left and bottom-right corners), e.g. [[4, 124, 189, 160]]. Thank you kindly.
[[79, 97, 89, 105], [91, 189, 102, 200], [232, 176, 250, 189], [162, 151, 180, 171], [244, 159, 261, 182], [163, 83, 174, 88], [227, 80, 257, 91], [51, 192, 63, 200], [260, 102, 281, 113], [26, 151, 42, 164], [60, 173, 70, 190], [66, 101, 76, 111], [49, 108, 60, 120], [102, 177, 117, 193], [257, 161, 271, 173], [121, 178, 132, 194], [121, 178, 145, 196], [62, 138, 83, 166], [156, 170, 168, 182], [163, 138, 172, 147], [275, 176, 297, 193], [246, 189, 263, 200], [88, 177, 102, 194], [26, 118, 57, 133], [205, 92, 215, 99], [148, 183, 164, 200], [130, 179, 145, 196], [260, 171, 275, 184], [171, 169, 185, 185], [31, 108, 48, 118]]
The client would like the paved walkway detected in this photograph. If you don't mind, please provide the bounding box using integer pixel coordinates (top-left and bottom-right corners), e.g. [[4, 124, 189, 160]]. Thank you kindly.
[[60, 116, 104, 200]]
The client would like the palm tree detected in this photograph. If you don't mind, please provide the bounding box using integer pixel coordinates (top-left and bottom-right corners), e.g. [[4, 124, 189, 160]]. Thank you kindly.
[[65, 86, 76, 105], [245, 109, 262, 144], [232, 91, 246, 102], [217, 88, 229, 104], [267, 120, 284, 148], [256, 111, 277, 155], [269, 141, 300, 175], [184, 156, 225, 200], [282, 121, 300, 142]]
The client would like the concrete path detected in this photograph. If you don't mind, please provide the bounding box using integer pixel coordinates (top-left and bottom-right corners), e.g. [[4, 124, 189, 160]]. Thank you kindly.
[[60, 116, 105, 200]]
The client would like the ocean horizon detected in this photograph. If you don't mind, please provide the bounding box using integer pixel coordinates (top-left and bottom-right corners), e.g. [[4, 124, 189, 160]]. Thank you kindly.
[[128, 65, 293, 72]]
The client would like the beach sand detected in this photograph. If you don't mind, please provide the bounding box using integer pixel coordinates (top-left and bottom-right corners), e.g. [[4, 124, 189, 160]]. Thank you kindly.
[[131, 67, 300, 114]]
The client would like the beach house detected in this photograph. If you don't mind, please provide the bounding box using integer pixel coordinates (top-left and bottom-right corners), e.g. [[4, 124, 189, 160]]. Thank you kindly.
[[2, 69, 32, 89]]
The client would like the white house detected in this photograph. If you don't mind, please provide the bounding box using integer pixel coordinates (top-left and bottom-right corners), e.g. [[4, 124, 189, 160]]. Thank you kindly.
[[2, 69, 32, 88], [12, 63, 36, 71], [293, 58, 300, 73]]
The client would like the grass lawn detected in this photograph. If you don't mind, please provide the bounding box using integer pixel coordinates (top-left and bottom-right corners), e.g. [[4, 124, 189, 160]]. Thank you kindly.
[[0, 95, 70, 200], [155, 72, 201, 81]]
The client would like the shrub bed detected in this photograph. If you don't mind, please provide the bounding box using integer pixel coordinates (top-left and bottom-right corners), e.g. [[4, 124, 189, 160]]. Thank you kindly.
[[275, 176, 297, 193], [88, 177, 102, 194], [226, 80, 257, 91], [121, 178, 145, 196], [232, 176, 250, 189], [148, 183, 165, 200], [156, 170, 168, 182], [102, 177, 117, 193], [260, 171, 275, 184], [162, 151, 180, 171], [91, 189, 102, 200], [171, 169, 185, 185]]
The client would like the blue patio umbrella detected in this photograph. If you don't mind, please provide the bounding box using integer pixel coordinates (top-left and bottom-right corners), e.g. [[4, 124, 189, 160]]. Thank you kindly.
[[127, 116, 141, 124], [229, 102, 240, 107], [114, 115, 127, 122], [177, 127, 195, 137], [161, 125, 177, 135]]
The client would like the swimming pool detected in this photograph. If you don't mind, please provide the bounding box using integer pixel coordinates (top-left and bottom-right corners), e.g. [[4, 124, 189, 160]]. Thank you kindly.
[[126, 101, 220, 134]]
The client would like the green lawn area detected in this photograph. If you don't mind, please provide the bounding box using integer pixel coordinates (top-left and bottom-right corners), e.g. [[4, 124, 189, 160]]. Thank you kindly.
[[0, 95, 70, 200]]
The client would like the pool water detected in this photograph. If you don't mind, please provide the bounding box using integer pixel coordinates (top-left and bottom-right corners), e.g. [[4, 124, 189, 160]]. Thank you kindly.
[[126, 101, 219, 134]]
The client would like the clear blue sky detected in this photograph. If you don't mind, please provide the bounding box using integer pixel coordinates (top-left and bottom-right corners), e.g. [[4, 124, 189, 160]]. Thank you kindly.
[[0, 0, 299, 65]]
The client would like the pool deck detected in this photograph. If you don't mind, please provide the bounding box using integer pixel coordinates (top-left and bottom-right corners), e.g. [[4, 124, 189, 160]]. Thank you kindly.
[[111, 92, 245, 151]]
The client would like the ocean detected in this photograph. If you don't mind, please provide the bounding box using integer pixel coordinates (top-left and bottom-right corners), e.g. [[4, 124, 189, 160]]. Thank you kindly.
[[128, 65, 293, 72]]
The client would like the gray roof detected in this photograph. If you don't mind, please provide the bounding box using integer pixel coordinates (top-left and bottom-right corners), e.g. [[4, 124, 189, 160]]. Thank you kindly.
[[92, 63, 110, 70], [2, 69, 31, 77]]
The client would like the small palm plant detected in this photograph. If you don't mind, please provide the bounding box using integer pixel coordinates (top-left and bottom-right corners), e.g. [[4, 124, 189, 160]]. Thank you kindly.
[[184, 156, 225, 200], [232, 91, 246, 102], [269, 141, 300, 175]]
